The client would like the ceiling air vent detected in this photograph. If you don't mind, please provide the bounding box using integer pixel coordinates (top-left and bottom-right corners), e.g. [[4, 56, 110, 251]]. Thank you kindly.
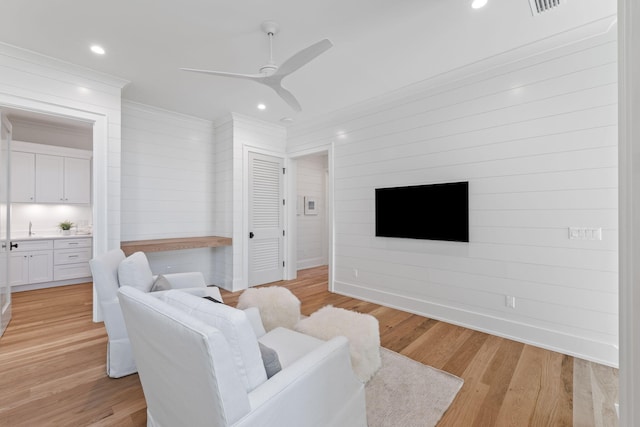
[[528, 0, 563, 16]]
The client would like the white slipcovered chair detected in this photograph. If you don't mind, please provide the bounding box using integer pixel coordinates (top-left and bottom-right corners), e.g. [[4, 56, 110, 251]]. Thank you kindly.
[[118, 286, 367, 427], [89, 248, 221, 378]]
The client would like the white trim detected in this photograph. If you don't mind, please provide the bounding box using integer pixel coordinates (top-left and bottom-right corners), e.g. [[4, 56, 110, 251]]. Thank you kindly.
[[12, 140, 92, 158], [0, 94, 110, 323], [618, 0, 637, 424], [288, 144, 335, 292], [335, 280, 619, 367]]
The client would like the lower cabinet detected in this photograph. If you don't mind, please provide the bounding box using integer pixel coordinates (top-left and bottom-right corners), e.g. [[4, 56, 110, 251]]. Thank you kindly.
[[9, 240, 54, 286], [53, 238, 92, 281], [10, 237, 92, 286]]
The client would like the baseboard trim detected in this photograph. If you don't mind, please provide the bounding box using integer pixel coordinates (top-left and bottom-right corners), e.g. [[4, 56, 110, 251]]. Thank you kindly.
[[334, 280, 618, 368], [12, 277, 92, 293]]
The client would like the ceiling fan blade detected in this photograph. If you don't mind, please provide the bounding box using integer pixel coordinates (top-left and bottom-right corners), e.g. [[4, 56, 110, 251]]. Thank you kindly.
[[270, 83, 302, 112], [180, 68, 264, 80], [274, 39, 333, 77]]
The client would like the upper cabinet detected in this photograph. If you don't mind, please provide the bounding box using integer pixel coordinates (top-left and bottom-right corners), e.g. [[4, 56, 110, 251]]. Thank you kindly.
[[11, 141, 91, 205], [35, 154, 90, 204], [11, 151, 35, 202]]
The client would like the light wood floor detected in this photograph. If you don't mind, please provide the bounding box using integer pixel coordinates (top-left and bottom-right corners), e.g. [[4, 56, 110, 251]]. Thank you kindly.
[[0, 266, 618, 426]]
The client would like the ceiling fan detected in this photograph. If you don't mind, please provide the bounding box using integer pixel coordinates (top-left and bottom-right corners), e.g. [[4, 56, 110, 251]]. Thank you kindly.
[[180, 21, 333, 112]]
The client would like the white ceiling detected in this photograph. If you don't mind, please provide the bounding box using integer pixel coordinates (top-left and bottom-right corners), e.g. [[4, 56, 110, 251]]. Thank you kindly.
[[1, 0, 616, 126]]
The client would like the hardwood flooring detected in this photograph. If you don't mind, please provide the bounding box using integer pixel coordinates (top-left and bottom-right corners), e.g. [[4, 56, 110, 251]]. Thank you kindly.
[[0, 266, 618, 426]]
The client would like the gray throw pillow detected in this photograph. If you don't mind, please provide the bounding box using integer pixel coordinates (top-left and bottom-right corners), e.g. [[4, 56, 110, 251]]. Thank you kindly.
[[258, 342, 281, 378], [150, 274, 172, 292]]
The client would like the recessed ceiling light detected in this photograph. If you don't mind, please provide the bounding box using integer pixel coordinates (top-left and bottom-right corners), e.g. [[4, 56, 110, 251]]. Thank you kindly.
[[90, 45, 105, 55], [472, 0, 488, 9], [257, 103, 266, 110]]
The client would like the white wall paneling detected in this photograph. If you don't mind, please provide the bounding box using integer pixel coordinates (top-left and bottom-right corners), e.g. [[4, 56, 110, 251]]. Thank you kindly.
[[211, 113, 287, 291], [0, 42, 127, 322], [213, 117, 234, 289], [121, 101, 224, 285], [287, 18, 618, 366], [235, 114, 287, 291]]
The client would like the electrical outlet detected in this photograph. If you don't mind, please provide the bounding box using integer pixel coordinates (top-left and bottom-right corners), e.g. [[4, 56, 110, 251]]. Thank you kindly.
[[505, 295, 516, 309]]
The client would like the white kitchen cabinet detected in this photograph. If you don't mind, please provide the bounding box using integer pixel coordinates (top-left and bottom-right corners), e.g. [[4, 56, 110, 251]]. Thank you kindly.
[[10, 151, 35, 202], [35, 154, 91, 204], [9, 239, 54, 286], [10, 237, 92, 286], [53, 238, 92, 281], [63, 157, 91, 203]]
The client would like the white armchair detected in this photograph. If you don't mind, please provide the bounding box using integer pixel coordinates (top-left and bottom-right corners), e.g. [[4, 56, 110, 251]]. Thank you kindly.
[[89, 248, 221, 378], [117, 287, 367, 427]]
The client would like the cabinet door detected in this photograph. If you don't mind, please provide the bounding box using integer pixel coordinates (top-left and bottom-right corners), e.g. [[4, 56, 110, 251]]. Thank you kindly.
[[9, 253, 28, 286], [35, 154, 64, 203], [27, 251, 53, 284], [63, 157, 91, 204], [10, 152, 35, 202]]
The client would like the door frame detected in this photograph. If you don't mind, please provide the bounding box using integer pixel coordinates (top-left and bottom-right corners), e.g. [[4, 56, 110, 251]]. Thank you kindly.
[[0, 113, 12, 337], [286, 144, 334, 290], [618, 0, 638, 424], [0, 94, 109, 322]]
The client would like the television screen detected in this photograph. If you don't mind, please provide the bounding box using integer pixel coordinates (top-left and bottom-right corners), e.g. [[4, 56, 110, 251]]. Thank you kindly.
[[375, 181, 469, 242]]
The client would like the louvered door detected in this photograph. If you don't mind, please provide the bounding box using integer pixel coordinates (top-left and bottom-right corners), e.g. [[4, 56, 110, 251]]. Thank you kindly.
[[248, 152, 284, 286]]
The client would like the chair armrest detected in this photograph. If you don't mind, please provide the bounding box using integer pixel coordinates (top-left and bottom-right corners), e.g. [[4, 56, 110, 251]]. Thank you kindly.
[[151, 286, 223, 302], [161, 272, 206, 289], [100, 297, 129, 340], [243, 307, 266, 338], [237, 336, 366, 427]]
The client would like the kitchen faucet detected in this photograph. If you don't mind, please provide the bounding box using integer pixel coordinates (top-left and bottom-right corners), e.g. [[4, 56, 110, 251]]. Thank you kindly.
[[28, 221, 32, 236]]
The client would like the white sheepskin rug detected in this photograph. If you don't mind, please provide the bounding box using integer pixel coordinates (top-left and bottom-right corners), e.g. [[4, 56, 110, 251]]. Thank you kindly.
[[295, 305, 381, 382], [237, 286, 301, 332]]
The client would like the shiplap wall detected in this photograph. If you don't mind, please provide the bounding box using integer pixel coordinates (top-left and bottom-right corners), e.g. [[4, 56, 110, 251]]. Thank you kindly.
[[297, 154, 328, 269], [213, 117, 234, 288], [287, 20, 618, 366], [0, 42, 125, 252], [121, 101, 223, 284], [230, 113, 287, 290]]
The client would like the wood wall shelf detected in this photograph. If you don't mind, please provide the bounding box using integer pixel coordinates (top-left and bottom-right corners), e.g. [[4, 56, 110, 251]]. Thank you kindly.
[[121, 236, 232, 256]]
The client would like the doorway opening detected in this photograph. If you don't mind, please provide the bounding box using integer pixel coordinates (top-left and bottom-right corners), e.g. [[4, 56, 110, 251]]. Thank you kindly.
[[289, 148, 333, 291], [3, 108, 94, 293]]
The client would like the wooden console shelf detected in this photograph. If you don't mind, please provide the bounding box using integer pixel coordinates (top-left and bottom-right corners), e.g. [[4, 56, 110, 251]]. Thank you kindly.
[[121, 236, 232, 256]]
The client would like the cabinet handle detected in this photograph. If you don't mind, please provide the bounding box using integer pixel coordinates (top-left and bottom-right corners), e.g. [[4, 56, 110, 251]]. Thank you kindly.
[[68, 255, 79, 258], [68, 242, 78, 245]]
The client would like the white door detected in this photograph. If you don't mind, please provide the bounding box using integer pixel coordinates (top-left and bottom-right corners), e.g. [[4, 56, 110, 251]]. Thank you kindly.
[[248, 152, 284, 286], [0, 113, 12, 337]]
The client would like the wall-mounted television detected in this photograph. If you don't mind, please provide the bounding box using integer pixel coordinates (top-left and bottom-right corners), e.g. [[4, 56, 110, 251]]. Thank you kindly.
[[375, 181, 469, 242]]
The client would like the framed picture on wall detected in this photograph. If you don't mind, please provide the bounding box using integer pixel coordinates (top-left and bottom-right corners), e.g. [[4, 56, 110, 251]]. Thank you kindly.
[[304, 196, 318, 215]]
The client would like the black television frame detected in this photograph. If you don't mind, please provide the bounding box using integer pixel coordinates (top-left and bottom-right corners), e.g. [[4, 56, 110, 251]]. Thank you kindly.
[[375, 181, 469, 242]]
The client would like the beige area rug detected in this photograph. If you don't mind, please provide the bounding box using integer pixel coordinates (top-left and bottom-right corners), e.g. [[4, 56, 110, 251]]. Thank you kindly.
[[365, 348, 463, 427]]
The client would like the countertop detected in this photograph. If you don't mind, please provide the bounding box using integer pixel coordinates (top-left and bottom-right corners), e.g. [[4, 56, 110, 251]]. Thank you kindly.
[[12, 233, 92, 241]]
